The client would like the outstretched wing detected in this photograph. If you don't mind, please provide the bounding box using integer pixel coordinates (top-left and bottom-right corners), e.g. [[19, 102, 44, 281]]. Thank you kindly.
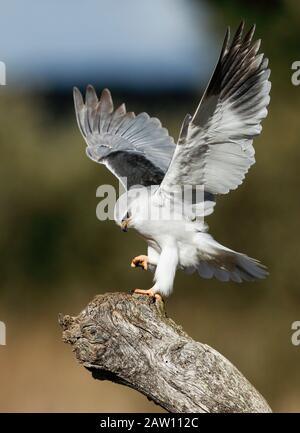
[[74, 86, 175, 188], [160, 22, 271, 202]]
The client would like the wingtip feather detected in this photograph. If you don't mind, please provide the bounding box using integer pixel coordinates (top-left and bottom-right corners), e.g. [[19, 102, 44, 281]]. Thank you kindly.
[[85, 84, 98, 107], [100, 88, 114, 113], [73, 86, 84, 110]]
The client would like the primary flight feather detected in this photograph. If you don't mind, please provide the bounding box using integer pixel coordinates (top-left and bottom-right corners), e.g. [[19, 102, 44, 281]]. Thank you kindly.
[[74, 22, 270, 299]]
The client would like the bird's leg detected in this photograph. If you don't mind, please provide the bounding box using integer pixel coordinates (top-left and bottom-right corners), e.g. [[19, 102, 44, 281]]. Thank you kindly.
[[131, 255, 148, 271], [151, 243, 178, 297], [133, 287, 162, 302]]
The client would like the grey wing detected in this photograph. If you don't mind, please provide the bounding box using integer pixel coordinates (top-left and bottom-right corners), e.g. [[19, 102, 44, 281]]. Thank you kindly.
[[160, 21, 271, 200], [73, 86, 175, 189]]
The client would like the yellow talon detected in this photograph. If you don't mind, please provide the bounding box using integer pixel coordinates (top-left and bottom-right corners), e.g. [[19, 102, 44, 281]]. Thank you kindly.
[[133, 288, 162, 302], [131, 255, 148, 271]]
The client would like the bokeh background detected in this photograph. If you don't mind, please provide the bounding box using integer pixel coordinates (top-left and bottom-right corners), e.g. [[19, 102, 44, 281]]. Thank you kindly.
[[0, 0, 300, 412]]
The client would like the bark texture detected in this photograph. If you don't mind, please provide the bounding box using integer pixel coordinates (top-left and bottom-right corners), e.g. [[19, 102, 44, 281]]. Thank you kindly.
[[59, 292, 271, 413]]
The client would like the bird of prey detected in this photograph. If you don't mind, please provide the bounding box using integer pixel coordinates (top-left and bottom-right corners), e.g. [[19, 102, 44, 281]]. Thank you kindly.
[[73, 22, 270, 300]]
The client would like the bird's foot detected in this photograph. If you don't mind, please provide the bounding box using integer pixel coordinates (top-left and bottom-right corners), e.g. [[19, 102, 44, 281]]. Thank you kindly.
[[131, 255, 148, 271], [133, 288, 162, 302]]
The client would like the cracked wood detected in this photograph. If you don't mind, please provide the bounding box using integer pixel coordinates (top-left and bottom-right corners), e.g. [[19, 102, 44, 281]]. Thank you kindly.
[[59, 292, 271, 413]]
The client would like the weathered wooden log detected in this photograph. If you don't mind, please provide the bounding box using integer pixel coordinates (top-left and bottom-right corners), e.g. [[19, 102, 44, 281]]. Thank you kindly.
[[59, 292, 271, 413]]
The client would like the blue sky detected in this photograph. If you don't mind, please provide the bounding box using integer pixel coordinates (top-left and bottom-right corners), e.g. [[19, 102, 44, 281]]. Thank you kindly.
[[0, 0, 219, 90]]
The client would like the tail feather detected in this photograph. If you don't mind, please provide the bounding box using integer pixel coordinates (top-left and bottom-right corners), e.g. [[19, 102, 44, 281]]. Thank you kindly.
[[195, 236, 268, 283], [197, 253, 268, 283], [235, 254, 268, 281]]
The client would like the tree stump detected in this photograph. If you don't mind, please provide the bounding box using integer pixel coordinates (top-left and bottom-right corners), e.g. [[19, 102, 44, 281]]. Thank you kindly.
[[59, 292, 271, 413]]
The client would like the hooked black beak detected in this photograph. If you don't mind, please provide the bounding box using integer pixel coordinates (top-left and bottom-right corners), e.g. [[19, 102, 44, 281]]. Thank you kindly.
[[121, 218, 130, 232]]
